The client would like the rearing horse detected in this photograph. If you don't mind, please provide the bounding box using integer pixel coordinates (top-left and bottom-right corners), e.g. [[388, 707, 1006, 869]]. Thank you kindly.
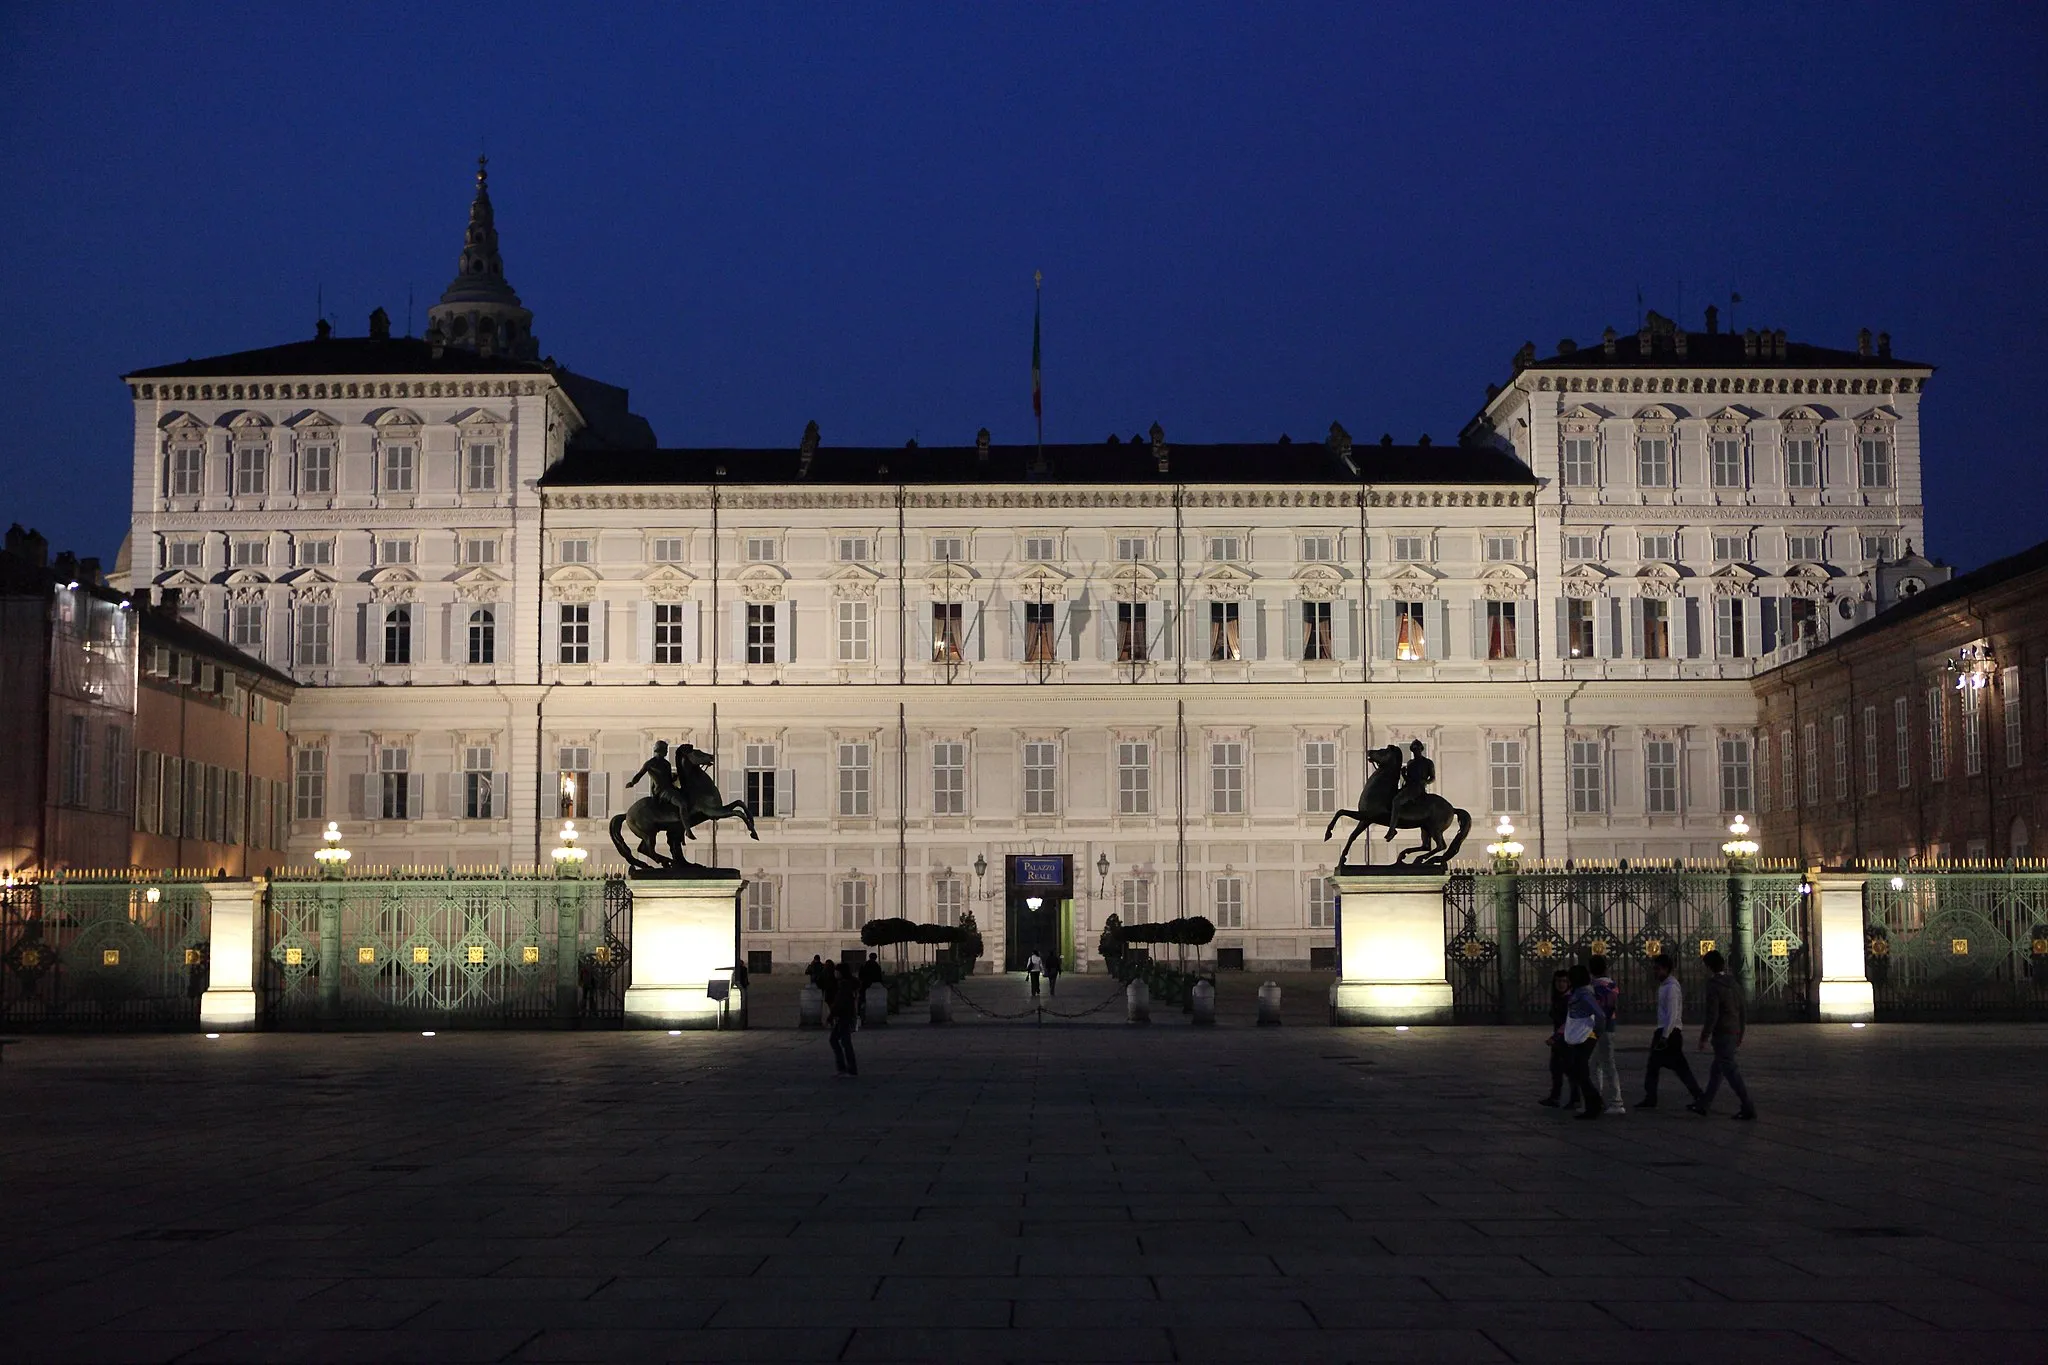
[[609, 742, 759, 871], [1323, 744, 1473, 869]]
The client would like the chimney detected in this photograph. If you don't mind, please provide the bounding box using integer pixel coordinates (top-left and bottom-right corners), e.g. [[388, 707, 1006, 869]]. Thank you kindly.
[[1602, 326, 1618, 357], [1513, 341, 1536, 370], [53, 550, 79, 583], [1417, 434, 1433, 448], [975, 427, 991, 463], [1379, 433, 1394, 447], [315, 318, 332, 341], [3, 523, 25, 560], [1637, 323, 1654, 354], [424, 319, 445, 359], [369, 307, 391, 340], [1877, 331, 1892, 359], [1558, 337, 1577, 355], [1773, 328, 1787, 358], [80, 556, 101, 585], [1325, 421, 1352, 461], [1704, 304, 1719, 334], [797, 419, 820, 478], [1149, 422, 1169, 474], [1673, 328, 1688, 358], [1743, 328, 1758, 359], [1857, 327, 1872, 357]]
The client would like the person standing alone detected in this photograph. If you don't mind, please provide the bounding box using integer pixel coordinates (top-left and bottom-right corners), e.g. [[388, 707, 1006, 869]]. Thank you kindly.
[[1638, 953, 1703, 1108], [1690, 950, 1755, 1120], [828, 962, 859, 1078]]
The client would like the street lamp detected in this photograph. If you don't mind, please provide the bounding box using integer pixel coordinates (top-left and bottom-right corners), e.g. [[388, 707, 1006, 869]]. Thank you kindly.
[[1484, 815, 1523, 869], [1095, 852, 1111, 896], [1722, 814, 1759, 865], [552, 821, 589, 875], [314, 821, 352, 877]]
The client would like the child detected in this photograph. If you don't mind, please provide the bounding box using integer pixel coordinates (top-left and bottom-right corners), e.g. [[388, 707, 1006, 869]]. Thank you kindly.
[[1538, 969, 1581, 1108]]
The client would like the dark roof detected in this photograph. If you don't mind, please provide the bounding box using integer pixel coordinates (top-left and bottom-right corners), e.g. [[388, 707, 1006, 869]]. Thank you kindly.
[[1522, 330, 1932, 371], [539, 439, 1535, 489], [138, 604, 297, 692], [126, 335, 550, 380], [1774, 537, 2048, 667]]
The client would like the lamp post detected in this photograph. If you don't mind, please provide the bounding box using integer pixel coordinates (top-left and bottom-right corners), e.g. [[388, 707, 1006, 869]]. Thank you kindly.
[[1484, 815, 1523, 872], [313, 821, 352, 879], [1095, 852, 1110, 897], [1722, 814, 1759, 868], [551, 821, 589, 878]]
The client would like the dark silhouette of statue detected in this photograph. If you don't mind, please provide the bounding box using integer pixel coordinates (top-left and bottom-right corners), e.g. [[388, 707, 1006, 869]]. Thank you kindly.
[[1324, 741, 1471, 870], [611, 740, 759, 876]]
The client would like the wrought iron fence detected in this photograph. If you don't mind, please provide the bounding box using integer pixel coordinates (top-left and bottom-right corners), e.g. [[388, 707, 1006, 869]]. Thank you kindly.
[[1863, 871, 2048, 1020], [1445, 869, 1812, 1025], [263, 872, 630, 1028], [0, 876, 211, 1030]]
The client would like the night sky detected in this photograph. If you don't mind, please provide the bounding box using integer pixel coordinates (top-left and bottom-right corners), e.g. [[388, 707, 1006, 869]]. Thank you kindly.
[[3, 3, 2043, 570]]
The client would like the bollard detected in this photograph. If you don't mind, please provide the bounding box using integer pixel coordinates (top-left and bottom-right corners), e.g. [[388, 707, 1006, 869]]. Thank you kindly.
[[1256, 980, 1283, 1026], [929, 983, 952, 1024], [863, 982, 890, 1026], [1191, 979, 1216, 1026], [1126, 979, 1151, 1024], [798, 984, 823, 1028]]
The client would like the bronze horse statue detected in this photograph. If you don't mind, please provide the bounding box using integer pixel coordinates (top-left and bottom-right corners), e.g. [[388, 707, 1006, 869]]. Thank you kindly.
[[1323, 743, 1472, 869], [609, 742, 759, 872]]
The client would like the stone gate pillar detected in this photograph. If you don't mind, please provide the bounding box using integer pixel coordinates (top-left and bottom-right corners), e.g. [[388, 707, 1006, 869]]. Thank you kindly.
[[1812, 869, 1875, 1022], [1328, 872, 1454, 1025], [199, 878, 264, 1031], [622, 877, 745, 1029]]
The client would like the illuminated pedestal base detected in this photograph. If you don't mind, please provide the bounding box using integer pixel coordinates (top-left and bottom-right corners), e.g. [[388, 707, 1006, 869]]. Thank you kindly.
[[199, 880, 263, 1032], [1328, 872, 1454, 1026], [622, 877, 745, 1029], [1812, 871, 1875, 1022]]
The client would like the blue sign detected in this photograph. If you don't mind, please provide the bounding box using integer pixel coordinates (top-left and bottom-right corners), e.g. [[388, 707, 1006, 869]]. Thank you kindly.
[[1010, 855, 1070, 890]]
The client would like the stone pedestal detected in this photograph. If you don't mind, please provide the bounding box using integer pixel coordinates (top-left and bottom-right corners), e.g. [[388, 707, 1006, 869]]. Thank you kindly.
[[1812, 870, 1876, 1022], [199, 879, 263, 1031], [1328, 872, 1454, 1026], [621, 878, 744, 1029]]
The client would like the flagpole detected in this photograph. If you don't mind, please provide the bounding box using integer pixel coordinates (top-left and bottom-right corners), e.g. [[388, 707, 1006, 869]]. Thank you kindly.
[[1033, 270, 1044, 467]]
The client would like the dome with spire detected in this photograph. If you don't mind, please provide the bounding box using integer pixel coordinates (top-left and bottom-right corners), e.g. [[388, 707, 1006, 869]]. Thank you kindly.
[[424, 156, 538, 360]]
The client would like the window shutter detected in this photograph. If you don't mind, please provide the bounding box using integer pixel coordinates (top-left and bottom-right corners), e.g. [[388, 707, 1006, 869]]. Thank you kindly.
[[968, 602, 986, 661], [1471, 601, 1488, 659], [348, 772, 366, 819], [1097, 602, 1116, 661], [355, 602, 368, 662], [1155, 602, 1175, 660], [1376, 601, 1397, 660], [406, 779, 424, 821], [589, 773, 610, 820], [636, 601, 654, 663], [1555, 598, 1570, 659], [1335, 599, 1357, 661], [438, 604, 452, 663], [1284, 600, 1303, 661], [1066, 598, 1088, 661], [1593, 599, 1611, 659], [1608, 598, 1625, 659], [1431, 602, 1451, 660], [598, 601, 612, 663], [1684, 596, 1702, 659], [681, 602, 701, 662], [774, 601, 791, 662], [1628, 599, 1646, 659], [913, 601, 933, 663], [543, 769, 559, 821], [1760, 597, 1780, 653], [729, 603, 748, 663], [491, 771, 508, 819], [1252, 599, 1267, 660], [1741, 597, 1759, 659], [441, 771, 458, 818], [1008, 601, 1025, 661], [778, 768, 797, 818]]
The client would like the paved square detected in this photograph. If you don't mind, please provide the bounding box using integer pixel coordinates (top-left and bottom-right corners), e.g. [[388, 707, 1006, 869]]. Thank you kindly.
[[5, 1001, 2047, 1363]]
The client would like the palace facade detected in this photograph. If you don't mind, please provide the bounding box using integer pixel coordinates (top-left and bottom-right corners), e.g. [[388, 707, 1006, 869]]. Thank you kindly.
[[111, 162, 1936, 969]]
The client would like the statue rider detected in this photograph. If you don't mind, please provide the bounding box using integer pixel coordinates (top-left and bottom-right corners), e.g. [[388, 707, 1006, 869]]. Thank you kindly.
[[1389, 738, 1434, 834], [626, 739, 691, 825]]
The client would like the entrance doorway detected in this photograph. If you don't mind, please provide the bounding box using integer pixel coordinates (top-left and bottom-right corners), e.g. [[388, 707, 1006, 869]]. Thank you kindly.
[[1001, 854, 1073, 971]]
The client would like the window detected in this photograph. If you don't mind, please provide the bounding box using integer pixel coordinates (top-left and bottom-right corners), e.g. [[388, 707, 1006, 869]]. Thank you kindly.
[[1211, 740, 1245, 814], [234, 444, 267, 496], [1784, 597, 1819, 645], [836, 599, 870, 663], [382, 443, 415, 493], [1486, 600, 1518, 660], [1307, 876, 1336, 929], [1787, 533, 1823, 563], [838, 740, 871, 817], [463, 746, 495, 819], [230, 539, 267, 568], [1120, 878, 1151, 924], [1718, 736, 1752, 814], [932, 741, 966, 815], [465, 442, 498, 491], [293, 747, 325, 820], [743, 742, 777, 818], [1024, 602, 1056, 663], [1863, 706, 1880, 794], [169, 444, 204, 497], [1785, 437, 1818, 489], [838, 880, 870, 932], [837, 536, 870, 562], [1302, 601, 1333, 660], [746, 880, 776, 932], [1392, 535, 1426, 562], [931, 877, 964, 927], [1757, 733, 1771, 812], [651, 537, 685, 564], [1713, 597, 1746, 657], [1895, 696, 1911, 788], [1563, 534, 1600, 561], [378, 538, 413, 566], [1117, 536, 1150, 561], [467, 608, 495, 665], [558, 604, 590, 664], [1117, 602, 1148, 663], [1214, 877, 1245, 929], [300, 442, 334, 495], [1561, 437, 1596, 487], [1023, 536, 1057, 562], [382, 606, 412, 665], [745, 536, 778, 563], [1927, 688, 1947, 782], [2005, 667, 2024, 769], [1207, 536, 1241, 562], [1859, 437, 1892, 488], [1645, 740, 1680, 815], [652, 604, 687, 665], [931, 536, 965, 563], [1710, 437, 1744, 488], [1023, 741, 1058, 814], [1567, 599, 1595, 659], [163, 539, 204, 569], [558, 746, 592, 819], [1639, 534, 1675, 562], [461, 537, 498, 565], [932, 602, 964, 663], [378, 746, 411, 820], [295, 603, 331, 667], [1393, 600, 1426, 661], [1962, 685, 1983, 777], [1569, 739, 1603, 814], [1301, 536, 1335, 562], [1636, 437, 1670, 487], [556, 538, 591, 565], [1483, 536, 1518, 562], [1780, 728, 1796, 806], [230, 603, 263, 651], [1117, 741, 1151, 815], [1208, 601, 1241, 661], [1641, 599, 1670, 659], [1488, 738, 1523, 813], [1860, 535, 1893, 562], [1304, 740, 1338, 815], [1833, 713, 1850, 799], [296, 538, 333, 567], [62, 715, 89, 807], [1710, 534, 1747, 564], [746, 604, 775, 664], [1801, 722, 1820, 805]]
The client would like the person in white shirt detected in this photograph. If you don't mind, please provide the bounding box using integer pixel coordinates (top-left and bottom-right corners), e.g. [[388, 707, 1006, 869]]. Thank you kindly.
[[1638, 953, 1704, 1108], [1025, 951, 1045, 997]]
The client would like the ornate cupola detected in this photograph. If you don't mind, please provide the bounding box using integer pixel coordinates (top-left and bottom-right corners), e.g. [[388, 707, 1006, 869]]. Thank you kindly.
[[424, 156, 538, 359]]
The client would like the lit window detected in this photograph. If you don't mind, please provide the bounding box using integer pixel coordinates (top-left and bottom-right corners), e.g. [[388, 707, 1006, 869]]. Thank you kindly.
[[1301, 601, 1333, 661], [1485, 601, 1518, 660], [558, 747, 592, 819], [1393, 600, 1426, 661], [558, 604, 590, 664], [1208, 601, 1240, 661], [932, 602, 964, 663], [1024, 602, 1057, 663]]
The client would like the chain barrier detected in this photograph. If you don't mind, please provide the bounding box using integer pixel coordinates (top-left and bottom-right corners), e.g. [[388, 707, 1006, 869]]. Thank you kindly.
[[945, 976, 1131, 1022]]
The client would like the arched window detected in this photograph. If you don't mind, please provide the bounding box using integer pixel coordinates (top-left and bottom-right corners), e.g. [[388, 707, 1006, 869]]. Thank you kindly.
[[383, 606, 412, 665], [467, 608, 495, 665]]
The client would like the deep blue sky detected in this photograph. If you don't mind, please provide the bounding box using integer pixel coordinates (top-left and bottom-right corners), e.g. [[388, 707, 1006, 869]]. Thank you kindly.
[[3, 3, 2043, 569]]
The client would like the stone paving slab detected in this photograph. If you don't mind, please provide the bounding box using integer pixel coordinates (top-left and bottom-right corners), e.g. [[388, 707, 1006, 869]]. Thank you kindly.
[[4, 1023, 2048, 1363]]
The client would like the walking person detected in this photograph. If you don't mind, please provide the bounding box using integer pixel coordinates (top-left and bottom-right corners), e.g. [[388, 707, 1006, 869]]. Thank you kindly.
[[1044, 951, 1059, 997], [828, 962, 859, 1078], [1563, 964, 1604, 1119], [1538, 969, 1582, 1109], [1024, 951, 1044, 997], [1689, 950, 1755, 1120], [1587, 954, 1625, 1115], [1637, 953, 1703, 1108]]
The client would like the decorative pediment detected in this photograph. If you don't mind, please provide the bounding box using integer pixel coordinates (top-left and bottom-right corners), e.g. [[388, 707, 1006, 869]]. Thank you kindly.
[[1559, 404, 1608, 425], [638, 563, 697, 604], [448, 565, 507, 603], [1010, 562, 1072, 602], [1108, 563, 1163, 602], [1709, 564, 1758, 597], [1632, 403, 1683, 426], [369, 407, 426, 430], [369, 566, 419, 604], [925, 560, 979, 595], [1197, 564, 1255, 602], [1635, 562, 1683, 598], [223, 410, 273, 431], [223, 568, 271, 591], [734, 562, 789, 604], [545, 564, 601, 603], [1706, 406, 1755, 427], [1781, 405, 1827, 427], [1560, 562, 1612, 599], [285, 409, 341, 430], [1855, 405, 1899, 432], [284, 568, 336, 602], [1780, 562, 1833, 599], [829, 564, 884, 600], [152, 568, 206, 590], [159, 411, 208, 434], [1479, 564, 1530, 600], [451, 407, 510, 428]]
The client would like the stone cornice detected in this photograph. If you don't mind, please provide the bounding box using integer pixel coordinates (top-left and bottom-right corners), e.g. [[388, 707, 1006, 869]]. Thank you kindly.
[[146, 507, 536, 528], [133, 376, 555, 403], [543, 486, 1535, 512], [1542, 503, 1919, 522]]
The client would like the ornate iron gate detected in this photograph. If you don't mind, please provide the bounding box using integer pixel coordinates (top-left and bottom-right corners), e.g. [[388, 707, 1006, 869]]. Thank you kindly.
[[1445, 869, 1812, 1025], [263, 873, 629, 1028], [0, 877, 209, 1030], [1864, 872, 2048, 1020]]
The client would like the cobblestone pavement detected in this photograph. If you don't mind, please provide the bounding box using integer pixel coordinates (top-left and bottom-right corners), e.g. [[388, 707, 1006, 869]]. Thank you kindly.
[[5, 1023, 2046, 1363]]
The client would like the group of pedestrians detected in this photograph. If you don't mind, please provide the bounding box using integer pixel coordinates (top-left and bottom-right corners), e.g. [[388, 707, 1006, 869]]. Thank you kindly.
[[1541, 950, 1756, 1121], [806, 952, 887, 1079], [1023, 950, 1059, 997]]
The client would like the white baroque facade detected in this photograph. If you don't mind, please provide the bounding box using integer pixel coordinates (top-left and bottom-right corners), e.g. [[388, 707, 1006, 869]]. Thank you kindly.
[[114, 172, 1935, 970]]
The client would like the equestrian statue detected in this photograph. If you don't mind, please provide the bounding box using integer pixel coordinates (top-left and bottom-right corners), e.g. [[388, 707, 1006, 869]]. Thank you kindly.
[[611, 739, 759, 876], [1323, 739, 1472, 871]]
